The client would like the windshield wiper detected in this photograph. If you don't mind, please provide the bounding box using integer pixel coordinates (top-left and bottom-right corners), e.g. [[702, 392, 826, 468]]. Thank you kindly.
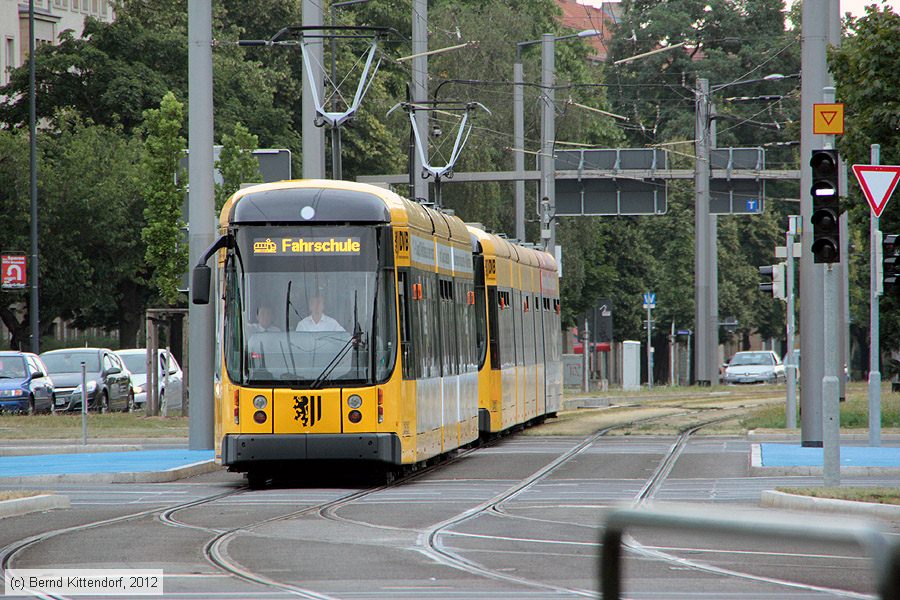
[[284, 281, 299, 376], [311, 298, 365, 390]]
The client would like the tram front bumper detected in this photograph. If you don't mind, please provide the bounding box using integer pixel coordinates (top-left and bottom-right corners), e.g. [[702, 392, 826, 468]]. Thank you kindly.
[[222, 432, 402, 468]]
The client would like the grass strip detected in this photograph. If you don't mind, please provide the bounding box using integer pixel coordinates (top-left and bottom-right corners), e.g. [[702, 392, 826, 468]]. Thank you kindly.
[[776, 487, 900, 505], [0, 413, 188, 439], [0, 491, 48, 502]]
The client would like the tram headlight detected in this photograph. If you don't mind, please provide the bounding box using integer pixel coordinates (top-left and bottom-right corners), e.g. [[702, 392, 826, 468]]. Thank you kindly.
[[253, 410, 267, 424], [253, 395, 268, 410], [348, 410, 362, 423], [347, 394, 362, 409]]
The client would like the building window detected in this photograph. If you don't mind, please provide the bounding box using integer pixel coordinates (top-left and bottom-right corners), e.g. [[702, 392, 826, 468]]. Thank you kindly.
[[53, 0, 67, 9], [4, 38, 14, 84]]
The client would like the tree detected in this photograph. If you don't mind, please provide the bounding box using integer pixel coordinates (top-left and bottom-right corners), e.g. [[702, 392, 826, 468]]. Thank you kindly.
[[0, 117, 147, 349], [595, 0, 801, 343], [830, 6, 900, 362], [141, 92, 187, 306], [215, 122, 263, 211]]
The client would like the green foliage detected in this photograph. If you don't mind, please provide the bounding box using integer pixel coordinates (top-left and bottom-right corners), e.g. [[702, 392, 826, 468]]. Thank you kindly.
[[215, 122, 263, 211], [830, 6, 900, 353], [141, 92, 187, 306], [594, 0, 801, 343], [0, 117, 146, 348]]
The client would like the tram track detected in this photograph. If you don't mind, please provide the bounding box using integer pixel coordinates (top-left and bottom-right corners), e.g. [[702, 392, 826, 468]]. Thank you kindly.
[[1, 396, 874, 599]]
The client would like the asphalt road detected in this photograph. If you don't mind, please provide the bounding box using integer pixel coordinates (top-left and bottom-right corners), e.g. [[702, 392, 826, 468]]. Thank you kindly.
[[1, 432, 898, 599]]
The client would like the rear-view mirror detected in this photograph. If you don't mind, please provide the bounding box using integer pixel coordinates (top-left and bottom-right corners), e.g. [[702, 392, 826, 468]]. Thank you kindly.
[[192, 265, 212, 305]]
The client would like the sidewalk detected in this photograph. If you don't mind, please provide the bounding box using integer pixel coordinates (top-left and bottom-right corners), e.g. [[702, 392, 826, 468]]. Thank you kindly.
[[751, 441, 900, 476]]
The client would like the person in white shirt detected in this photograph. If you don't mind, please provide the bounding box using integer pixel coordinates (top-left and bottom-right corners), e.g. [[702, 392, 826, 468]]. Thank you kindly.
[[247, 305, 280, 333], [296, 295, 345, 332]]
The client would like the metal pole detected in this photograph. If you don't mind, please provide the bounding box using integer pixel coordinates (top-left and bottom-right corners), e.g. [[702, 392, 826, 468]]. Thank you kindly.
[[187, 0, 215, 450], [540, 33, 556, 251], [582, 317, 590, 393], [302, 0, 325, 179], [411, 0, 428, 201], [822, 84, 840, 486], [708, 102, 719, 385], [799, 0, 830, 447], [330, 4, 342, 180], [686, 331, 692, 386], [669, 321, 675, 386], [163, 346, 171, 417], [81, 361, 87, 445], [28, 0, 39, 354], [708, 214, 719, 384], [513, 60, 526, 241], [869, 143, 882, 446], [840, 210, 850, 401], [823, 264, 841, 486], [786, 218, 797, 429], [694, 78, 710, 385], [646, 305, 653, 388]]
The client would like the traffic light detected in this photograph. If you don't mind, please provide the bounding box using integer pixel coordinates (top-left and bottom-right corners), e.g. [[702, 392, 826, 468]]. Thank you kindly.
[[883, 234, 900, 294], [810, 149, 841, 263], [758, 263, 785, 299]]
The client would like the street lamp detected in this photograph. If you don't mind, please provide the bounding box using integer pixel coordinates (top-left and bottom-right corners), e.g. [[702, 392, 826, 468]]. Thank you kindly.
[[513, 29, 601, 247], [694, 72, 797, 386]]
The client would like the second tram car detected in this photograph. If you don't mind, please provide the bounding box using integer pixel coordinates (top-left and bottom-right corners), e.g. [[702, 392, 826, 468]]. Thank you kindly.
[[192, 180, 562, 485]]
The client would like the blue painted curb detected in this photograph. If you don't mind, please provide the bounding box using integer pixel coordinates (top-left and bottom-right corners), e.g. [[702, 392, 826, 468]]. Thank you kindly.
[[0, 449, 215, 478], [761, 443, 900, 467]]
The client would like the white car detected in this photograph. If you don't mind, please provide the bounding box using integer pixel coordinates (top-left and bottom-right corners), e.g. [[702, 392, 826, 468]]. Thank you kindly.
[[723, 350, 786, 385], [116, 349, 183, 410]]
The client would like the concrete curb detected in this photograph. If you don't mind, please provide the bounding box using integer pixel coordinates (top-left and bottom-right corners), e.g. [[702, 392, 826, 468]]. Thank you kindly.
[[0, 445, 141, 457], [0, 459, 221, 485], [561, 397, 611, 411], [761, 490, 900, 520], [0, 494, 70, 520], [751, 465, 900, 476]]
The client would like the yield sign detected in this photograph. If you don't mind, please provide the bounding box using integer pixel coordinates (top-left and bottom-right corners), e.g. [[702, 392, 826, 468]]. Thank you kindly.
[[852, 164, 900, 218]]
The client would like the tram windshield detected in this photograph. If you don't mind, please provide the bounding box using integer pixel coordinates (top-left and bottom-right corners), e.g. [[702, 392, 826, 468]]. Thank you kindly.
[[225, 225, 395, 387]]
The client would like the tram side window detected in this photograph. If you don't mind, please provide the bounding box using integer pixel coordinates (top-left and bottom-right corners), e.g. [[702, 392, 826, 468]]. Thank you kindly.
[[500, 290, 514, 369], [417, 273, 429, 378], [397, 272, 412, 379], [454, 281, 465, 374], [474, 258, 488, 370], [488, 287, 500, 370], [513, 290, 522, 367], [376, 269, 399, 381], [428, 274, 441, 378], [223, 256, 243, 384], [439, 278, 457, 376]]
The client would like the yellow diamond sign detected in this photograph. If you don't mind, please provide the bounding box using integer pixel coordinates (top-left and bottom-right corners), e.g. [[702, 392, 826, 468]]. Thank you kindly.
[[813, 103, 844, 135]]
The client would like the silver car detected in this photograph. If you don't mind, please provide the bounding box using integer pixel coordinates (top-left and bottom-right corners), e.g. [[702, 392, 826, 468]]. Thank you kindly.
[[723, 350, 786, 385], [116, 349, 183, 410]]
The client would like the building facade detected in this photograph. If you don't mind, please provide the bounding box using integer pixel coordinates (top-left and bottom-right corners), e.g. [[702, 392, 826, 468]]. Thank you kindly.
[[1, 0, 114, 85]]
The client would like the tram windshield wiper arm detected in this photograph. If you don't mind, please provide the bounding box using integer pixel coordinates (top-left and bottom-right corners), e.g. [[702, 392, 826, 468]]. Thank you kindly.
[[310, 329, 365, 389]]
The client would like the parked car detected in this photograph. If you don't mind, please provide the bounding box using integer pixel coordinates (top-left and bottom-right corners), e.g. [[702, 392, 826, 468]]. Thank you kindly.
[[0, 351, 55, 414], [40, 348, 133, 412], [782, 349, 800, 379], [723, 350, 786, 385], [116, 349, 183, 410]]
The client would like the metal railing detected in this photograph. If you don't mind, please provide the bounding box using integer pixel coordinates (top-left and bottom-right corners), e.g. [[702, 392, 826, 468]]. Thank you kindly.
[[600, 504, 899, 599]]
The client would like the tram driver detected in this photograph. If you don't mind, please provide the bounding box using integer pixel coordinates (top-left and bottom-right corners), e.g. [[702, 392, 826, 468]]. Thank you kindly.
[[247, 305, 280, 333], [296, 295, 345, 332]]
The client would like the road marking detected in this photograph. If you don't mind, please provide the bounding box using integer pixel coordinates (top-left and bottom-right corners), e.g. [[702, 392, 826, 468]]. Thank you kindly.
[[442, 529, 599, 547], [642, 545, 869, 561]]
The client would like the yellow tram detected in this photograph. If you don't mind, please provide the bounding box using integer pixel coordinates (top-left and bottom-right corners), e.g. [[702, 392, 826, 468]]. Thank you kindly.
[[191, 180, 562, 485]]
